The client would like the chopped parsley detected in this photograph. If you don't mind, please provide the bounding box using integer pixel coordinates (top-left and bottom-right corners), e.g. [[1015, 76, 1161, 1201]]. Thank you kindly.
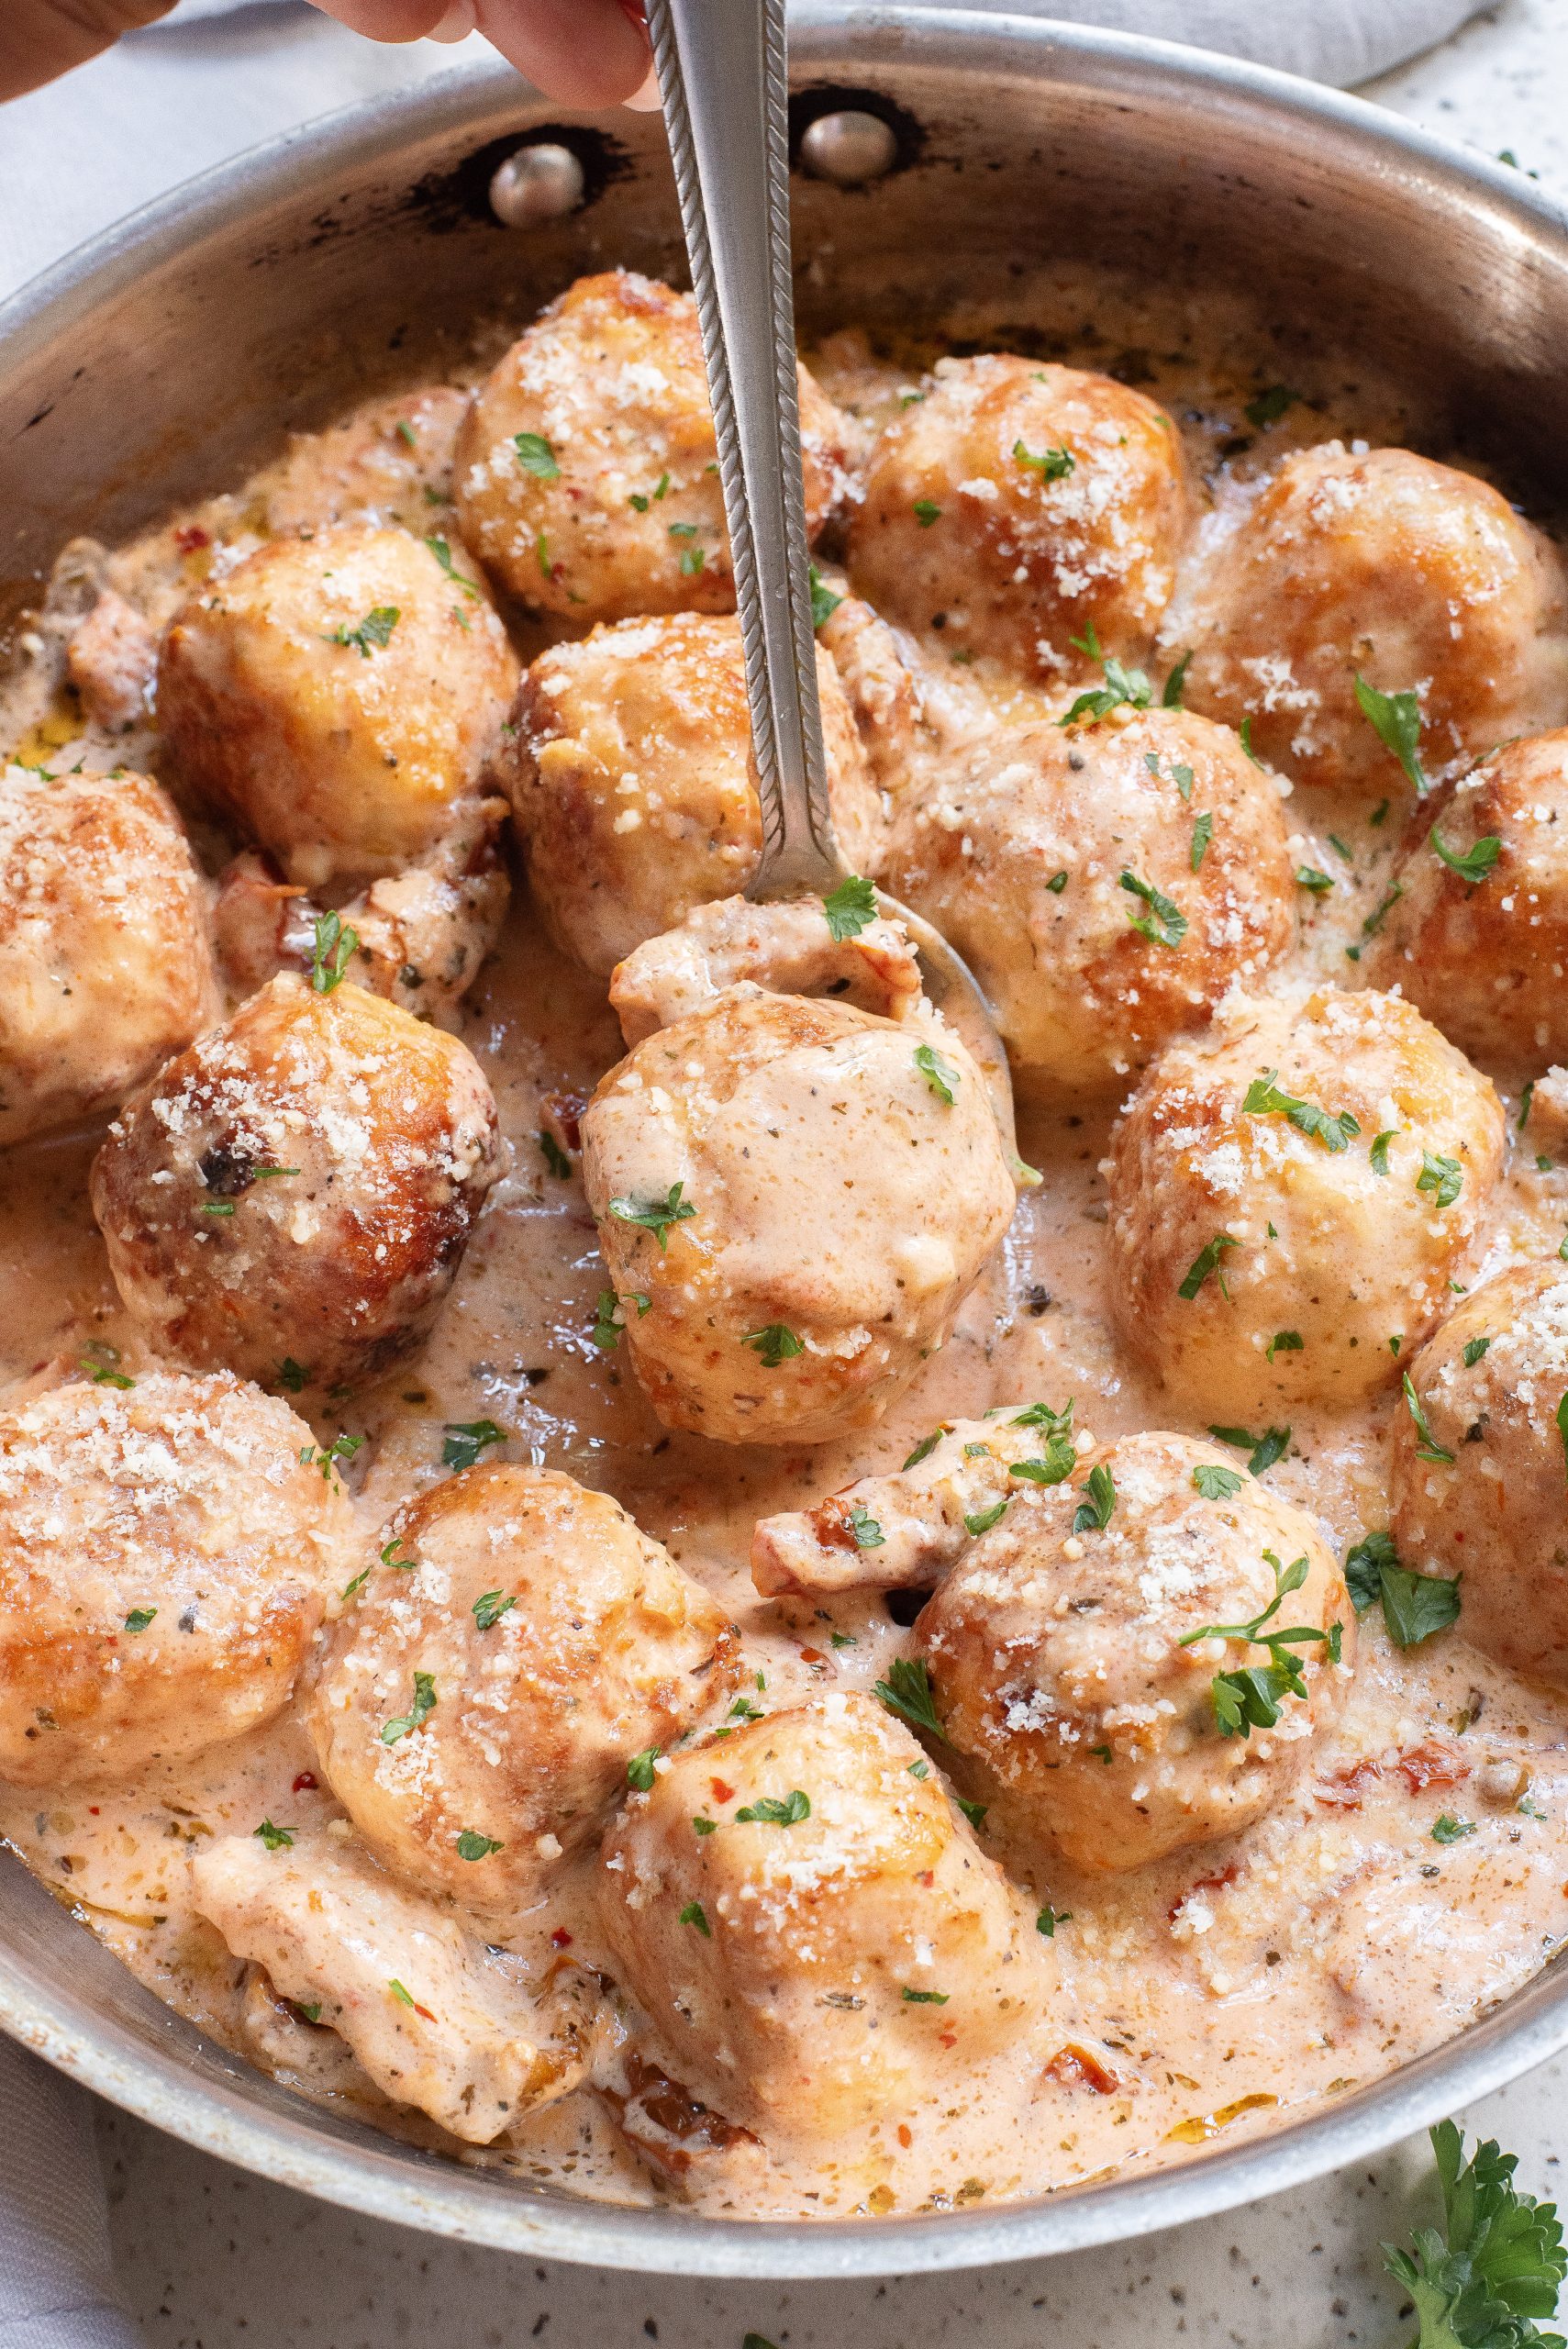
[[809, 563, 843, 629], [607, 1182, 695, 1250], [1009, 1435, 1077, 1486], [1073, 1462, 1117, 1535], [1060, 620, 1154, 728], [1014, 439, 1074, 480], [388, 1979, 415, 2009], [1345, 1528, 1462, 1647], [1190, 811, 1214, 872], [123, 1607, 156, 1633], [914, 1041, 961, 1104], [1354, 673, 1428, 794], [743, 1323, 803, 1369], [954, 1795, 988, 1831], [456, 1830, 503, 1861], [395, 418, 417, 449], [735, 1789, 811, 1826], [1244, 384, 1297, 429], [1162, 649, 1192, 708], [1194, 1462, 1246, 1501], [1208, 1422, 1291, 1477], [473, 1589, 516, 1631], [679, 1899, 712, 1935], [1520, 1081, 1537, 1130], [848, 1502, 884, 1549], [1242, 1068, 1360, 1153], [829, 1630, 857, 1649], [1417, 1151, 1464, 1210], [1558, 1391, 1568, 1484], [874, 1656, 949, 1742], [424, 534, 482, 599], [1179, 1232, 1240, 1301], [913, 499, 941, 528], [310, 908, 359, 995], [822, 873, 878, 941], [1036, 1905, 1073, 1936], [1431, 1814, 1475, 1844], [442, 1419, 506, 1471], [1371, 1129, 1397, 1176], [626, 1747, 660, 1792], [901, 1987, 950, 2004], [628, 472, 670, 512], [964, 1498, 1009, 1537], [1463, 1335, 1493, 1368], [1180, 1549, 1340, 1739], [513, 431, 560, 479], [326, 605, 399, 658], [80, 1341, 133, 1389], [1431, 827, 1502, 885], [537, 1130, 572, 1179], [591, 1288, 649, 1351], [1266, 1330, 1304, 1363], [1144, 750, 1195, 801], [1120, 869, 1187, 948], [381, 1670, 437, 1746], [1296, 864, 1335, 895], [300, 1431, 361, 1486], [1046, 869, 1070, 894]]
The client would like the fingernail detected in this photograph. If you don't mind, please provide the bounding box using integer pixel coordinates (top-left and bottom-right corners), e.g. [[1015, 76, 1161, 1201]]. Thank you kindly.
[[623, 63, 662, 111], [427, 0, 476, 42]]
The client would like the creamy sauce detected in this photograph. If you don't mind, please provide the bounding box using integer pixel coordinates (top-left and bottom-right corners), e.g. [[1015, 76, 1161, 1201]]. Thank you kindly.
[[3, 289, 1568, 2222]]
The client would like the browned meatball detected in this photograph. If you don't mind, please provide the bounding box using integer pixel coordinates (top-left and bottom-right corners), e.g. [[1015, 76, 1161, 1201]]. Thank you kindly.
[[1361, 732, 1568, 1069], [915, 1431, 1351, 1872], [596, 1693, 1036, 2142], [309, 1464, 738, 1919], [1106, 985, 1506, 1419], [883, 707, 1295, 1097], [846, 355, 1189, 682], [158, 523, 518, 885], [1391, 1260, 1568, 1686], [1173, 444, 1568, 793], [91, 974, 504, 1394], [0, 1372, 349, 1787], [453, 270, 850, 621], [0, 764, 218, 1145], [507, 615, 885, 975]]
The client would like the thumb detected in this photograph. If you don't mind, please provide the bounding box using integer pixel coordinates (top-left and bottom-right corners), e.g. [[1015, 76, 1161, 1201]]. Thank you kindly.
[[3, 0, 177, 100]]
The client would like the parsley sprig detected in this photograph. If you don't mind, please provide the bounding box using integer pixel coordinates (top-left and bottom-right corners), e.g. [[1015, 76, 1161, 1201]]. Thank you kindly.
[[1121, 870, 1187, 948], [1384, 2121, 1565, 2349], [1242, 1068, 1361, 1153], [607, 1182, 695, 1250], [310, 909, 359, 995], [1345, 1529, 1462, 1646], [1354, 673, 1428, 795], [874, 1655, 949, 1742], [822, 874, 877, 941], [326, 606, 399, 658]]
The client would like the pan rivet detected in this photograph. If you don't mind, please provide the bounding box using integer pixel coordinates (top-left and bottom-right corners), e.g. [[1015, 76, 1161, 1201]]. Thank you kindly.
[[798, 110, 897, 187], [489, 143, 585, 228]]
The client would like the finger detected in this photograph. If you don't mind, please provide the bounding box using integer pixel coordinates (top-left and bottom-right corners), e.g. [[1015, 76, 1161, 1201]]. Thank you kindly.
[[305, 0, 452, 42], [2, 0, 175, 99], [473, 0, 651, 107]]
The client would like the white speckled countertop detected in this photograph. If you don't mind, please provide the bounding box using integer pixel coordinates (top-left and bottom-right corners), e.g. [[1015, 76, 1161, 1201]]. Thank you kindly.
[[15, 0, 1568, 2336]]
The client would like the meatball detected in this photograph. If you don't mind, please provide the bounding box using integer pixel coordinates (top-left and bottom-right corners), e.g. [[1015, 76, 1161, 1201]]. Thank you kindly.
[[0, 765, 218, 1146], [191, 1831, 597, 2143], [883, 707, 1295, 1097], [1106, 986, 1506, 1419], [91, 973, 503, 1393], [309, 1464, 738, 1918], [1391, 1260, 1568, 1685], [508, 615, 885, 976], [0, 1372, 347, 1787], [452, 270, 850, 621], [581, 935, 1017, 1444], [1173, 444, 1568, 793], [845, 354, 1189, 681], [596, 1692, 1034, 2140], [1361, 732, 1568, 1069], [915, 1431, 1351, 1871], [158, 523, 519, 885]]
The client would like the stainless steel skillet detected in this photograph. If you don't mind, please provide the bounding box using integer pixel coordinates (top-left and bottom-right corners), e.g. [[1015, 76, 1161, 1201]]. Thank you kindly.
[[4, 6, 1568, 2277]]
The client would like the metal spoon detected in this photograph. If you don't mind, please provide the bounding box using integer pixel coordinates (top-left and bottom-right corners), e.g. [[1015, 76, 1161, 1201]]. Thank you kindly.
[[643, 0, 1019, 1157]]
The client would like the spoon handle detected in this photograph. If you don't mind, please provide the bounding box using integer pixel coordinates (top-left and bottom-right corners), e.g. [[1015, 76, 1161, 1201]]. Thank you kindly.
[[646, 0, 844, 897]]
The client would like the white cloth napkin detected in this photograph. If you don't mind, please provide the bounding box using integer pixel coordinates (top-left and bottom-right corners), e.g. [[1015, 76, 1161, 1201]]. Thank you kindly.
[[0, 0, 1486, 2335]]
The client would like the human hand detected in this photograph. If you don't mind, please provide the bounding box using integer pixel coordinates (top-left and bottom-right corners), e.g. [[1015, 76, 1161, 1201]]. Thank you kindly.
[[2, 0, 654, 107]]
